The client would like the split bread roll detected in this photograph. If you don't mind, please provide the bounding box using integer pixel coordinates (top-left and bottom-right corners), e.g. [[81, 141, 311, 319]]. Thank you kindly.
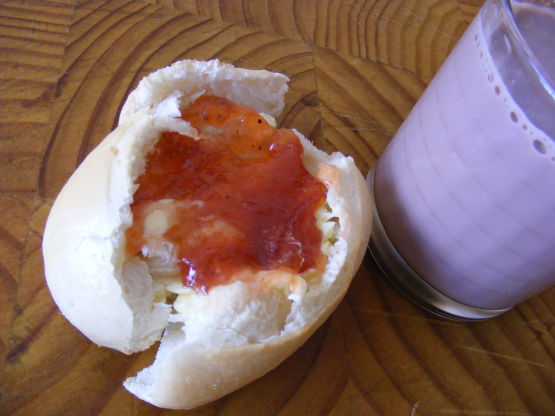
[[42, 59, 372, 410]]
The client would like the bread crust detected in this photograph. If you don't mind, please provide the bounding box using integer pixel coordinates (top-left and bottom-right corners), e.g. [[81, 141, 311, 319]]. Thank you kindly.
[[42, 59, 372, 409]]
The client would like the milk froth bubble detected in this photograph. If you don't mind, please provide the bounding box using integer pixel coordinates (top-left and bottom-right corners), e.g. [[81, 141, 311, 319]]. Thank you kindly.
[[368, 0, 555, 318]]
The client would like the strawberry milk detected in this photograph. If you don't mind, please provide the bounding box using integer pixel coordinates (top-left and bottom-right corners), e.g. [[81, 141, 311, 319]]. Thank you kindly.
[[369, 0, 555, 317]]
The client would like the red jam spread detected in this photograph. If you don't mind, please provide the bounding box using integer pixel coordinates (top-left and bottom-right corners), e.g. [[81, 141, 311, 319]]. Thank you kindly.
[[125, 95, 328, 292]]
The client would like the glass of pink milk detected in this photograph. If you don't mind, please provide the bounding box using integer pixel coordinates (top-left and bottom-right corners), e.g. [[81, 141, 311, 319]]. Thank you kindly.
[[367, 0, 555, 319]]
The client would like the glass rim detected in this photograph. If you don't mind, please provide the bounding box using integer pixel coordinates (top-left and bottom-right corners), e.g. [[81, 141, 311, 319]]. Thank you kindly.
[[500, 0, 555, 96]]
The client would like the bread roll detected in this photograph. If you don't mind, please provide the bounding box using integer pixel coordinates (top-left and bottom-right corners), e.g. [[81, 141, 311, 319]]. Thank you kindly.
[[42, 59, 372, 409]]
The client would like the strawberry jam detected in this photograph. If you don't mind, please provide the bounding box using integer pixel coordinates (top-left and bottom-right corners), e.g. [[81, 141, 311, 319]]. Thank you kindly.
[[125, 95, 328, 292]]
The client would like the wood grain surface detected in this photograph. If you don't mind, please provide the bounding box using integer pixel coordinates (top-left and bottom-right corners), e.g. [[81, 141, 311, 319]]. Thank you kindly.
[[1, 0, 554, 415]]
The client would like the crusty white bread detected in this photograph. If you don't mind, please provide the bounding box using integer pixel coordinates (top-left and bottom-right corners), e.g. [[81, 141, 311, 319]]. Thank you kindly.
[[119, 59, 289, 125], [42, 59, 372, 409]]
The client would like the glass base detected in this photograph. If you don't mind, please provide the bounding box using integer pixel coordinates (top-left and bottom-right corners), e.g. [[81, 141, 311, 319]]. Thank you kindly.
[[366, 168, 510, 321]]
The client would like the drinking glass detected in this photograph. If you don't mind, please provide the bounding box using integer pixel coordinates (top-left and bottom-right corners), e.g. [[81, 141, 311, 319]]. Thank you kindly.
[[367, 0, 555, 319]]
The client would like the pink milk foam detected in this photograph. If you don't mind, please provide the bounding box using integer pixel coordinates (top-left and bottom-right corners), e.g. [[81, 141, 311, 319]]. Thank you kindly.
[[373, 3, 555, 310]]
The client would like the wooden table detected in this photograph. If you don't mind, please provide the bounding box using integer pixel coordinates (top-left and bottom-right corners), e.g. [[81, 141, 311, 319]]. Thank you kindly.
[[1, 0, 554, 414]]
